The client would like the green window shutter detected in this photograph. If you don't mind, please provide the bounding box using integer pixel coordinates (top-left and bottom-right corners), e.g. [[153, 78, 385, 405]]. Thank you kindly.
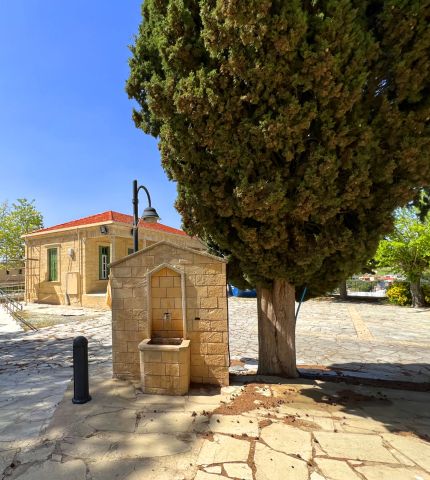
[[99, 246, 110, 280], [48, 250, 51, 281], [48, 248, 58, 281]]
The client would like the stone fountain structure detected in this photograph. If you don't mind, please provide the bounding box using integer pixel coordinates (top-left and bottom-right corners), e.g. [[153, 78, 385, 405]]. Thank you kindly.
[[109, 241, 229, 395]]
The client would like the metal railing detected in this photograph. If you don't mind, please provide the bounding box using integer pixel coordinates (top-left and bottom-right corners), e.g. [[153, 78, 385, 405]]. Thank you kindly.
[[0, 282, 25, 297], [0, 288, 37, 331]]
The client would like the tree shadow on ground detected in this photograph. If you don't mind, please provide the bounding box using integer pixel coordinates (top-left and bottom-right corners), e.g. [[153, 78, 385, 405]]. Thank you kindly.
[[37, 376, 224, 480], [327, 294, 386, 304], [293, 373, 430, 442], [231, 370, 430, 443], [299, 362, 430, 390], [0, 329, 111, 374], [0, 324, 111, 444]]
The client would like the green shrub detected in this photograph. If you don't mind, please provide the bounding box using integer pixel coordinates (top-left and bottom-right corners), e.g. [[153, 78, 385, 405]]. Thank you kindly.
[[386, 282, 411, 306]]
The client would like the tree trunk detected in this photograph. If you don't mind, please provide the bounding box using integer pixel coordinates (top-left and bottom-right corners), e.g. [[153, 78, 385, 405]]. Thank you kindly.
[[257, 279, 299, 378], [410, 279, 427, 308], [339, 280, 348, 299]]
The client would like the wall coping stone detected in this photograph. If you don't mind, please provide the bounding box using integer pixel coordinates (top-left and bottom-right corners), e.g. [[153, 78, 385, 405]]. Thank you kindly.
[[109, 240, 227, 268]]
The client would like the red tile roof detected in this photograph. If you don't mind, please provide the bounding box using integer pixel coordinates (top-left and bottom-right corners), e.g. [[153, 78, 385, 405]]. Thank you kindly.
[[28, 210, 188, 237]]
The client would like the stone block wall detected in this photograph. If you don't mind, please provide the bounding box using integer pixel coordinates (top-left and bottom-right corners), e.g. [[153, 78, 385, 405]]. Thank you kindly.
[[139, 339, 190, 395], [151, 267, 183, 338], [110, 241, 229, 386]]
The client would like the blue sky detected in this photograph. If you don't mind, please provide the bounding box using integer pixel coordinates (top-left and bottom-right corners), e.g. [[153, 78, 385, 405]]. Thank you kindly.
[[0, 1, 182, 229]]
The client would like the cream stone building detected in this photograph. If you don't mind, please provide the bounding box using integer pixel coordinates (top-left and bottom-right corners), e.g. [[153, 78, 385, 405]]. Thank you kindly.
[[23, 211, 203, 308]]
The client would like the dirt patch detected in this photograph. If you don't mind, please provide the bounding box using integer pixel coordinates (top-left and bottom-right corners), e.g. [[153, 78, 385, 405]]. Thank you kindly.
[[281, 415, 322, 431], [200, 431, 215, 441], [230, 359, 244, 367], [213, 384, 286, 415], [212, 384, 325, 432], [247, 439, 257, 478], [258, 419, 272, 429]]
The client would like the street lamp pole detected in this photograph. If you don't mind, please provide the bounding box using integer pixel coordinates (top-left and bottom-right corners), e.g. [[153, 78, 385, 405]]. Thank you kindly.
[[132, 180, 160, 253]]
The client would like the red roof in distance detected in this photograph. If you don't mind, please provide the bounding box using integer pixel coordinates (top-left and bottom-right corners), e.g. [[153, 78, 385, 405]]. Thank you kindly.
[[29, 210, 187, 237]]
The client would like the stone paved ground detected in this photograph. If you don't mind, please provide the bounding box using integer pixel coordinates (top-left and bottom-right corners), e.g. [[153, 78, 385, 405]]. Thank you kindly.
[[0, 297, 430, 470], [1, 375, 430, 480], [0, 306, 22, 334], [0, 311, 112, 448], [229, 297, 430, 382]]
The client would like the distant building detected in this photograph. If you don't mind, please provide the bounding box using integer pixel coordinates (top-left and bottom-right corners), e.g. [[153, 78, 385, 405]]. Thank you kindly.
[[23, 211, 203, 308], [0, 264, 25, 285]]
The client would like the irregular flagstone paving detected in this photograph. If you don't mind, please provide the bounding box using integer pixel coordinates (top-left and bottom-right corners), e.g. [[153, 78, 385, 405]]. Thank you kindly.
[[1, 376, 429, 480], [0, 298, 429, 478], [229, 297, 430, 382], [0, 311, 112, 447]]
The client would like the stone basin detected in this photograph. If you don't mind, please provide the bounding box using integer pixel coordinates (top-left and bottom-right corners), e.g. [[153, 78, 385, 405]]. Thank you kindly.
[[138, 338, 191, 395], [148, 338, 183, 346]]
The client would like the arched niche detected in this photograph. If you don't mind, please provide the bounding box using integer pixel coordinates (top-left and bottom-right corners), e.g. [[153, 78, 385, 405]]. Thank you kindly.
[[146, 263, 186, 339]]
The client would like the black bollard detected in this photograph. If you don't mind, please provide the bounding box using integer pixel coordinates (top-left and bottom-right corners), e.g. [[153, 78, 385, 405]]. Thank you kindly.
[[72, 336, 91, 404]]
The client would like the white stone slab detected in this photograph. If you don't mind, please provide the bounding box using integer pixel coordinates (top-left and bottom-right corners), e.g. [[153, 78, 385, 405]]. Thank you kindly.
[[314, 432, 398, 463], [209, 415, 259, 437], [315, 458, 361, 480], [260, 423, 312, 461], [223, 462, 253, 480], [197, 434, 250, 465], [136, 412, 195, 434], [382, 433, 430, 472], [254, 443, 308, 480]]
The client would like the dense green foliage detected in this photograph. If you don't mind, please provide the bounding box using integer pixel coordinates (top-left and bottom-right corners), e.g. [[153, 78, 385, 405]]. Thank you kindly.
[[0, 199, 43, 267], [414, 188, 430, 222], [127, 0, 430, 294], [386, 281, 430, 306], [375, 208, 430, 284]]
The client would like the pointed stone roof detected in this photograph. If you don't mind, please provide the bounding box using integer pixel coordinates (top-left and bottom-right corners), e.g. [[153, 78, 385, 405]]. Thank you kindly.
[[109, 240, 227, 267]]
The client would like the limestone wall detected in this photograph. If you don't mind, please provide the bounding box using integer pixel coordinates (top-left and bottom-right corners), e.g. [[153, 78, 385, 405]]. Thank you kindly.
[[25, 232, 82, 306], [110, 242, 229, 386], [24, 222, 203, 308], [0, 266, 25, 284]]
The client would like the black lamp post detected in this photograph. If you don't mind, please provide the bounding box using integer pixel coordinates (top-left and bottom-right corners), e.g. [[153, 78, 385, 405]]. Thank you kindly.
[[132, 179, 160, 253]]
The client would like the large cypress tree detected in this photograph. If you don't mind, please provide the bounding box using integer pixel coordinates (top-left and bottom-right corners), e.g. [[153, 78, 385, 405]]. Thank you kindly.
[[127, 0, 430, 377]]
